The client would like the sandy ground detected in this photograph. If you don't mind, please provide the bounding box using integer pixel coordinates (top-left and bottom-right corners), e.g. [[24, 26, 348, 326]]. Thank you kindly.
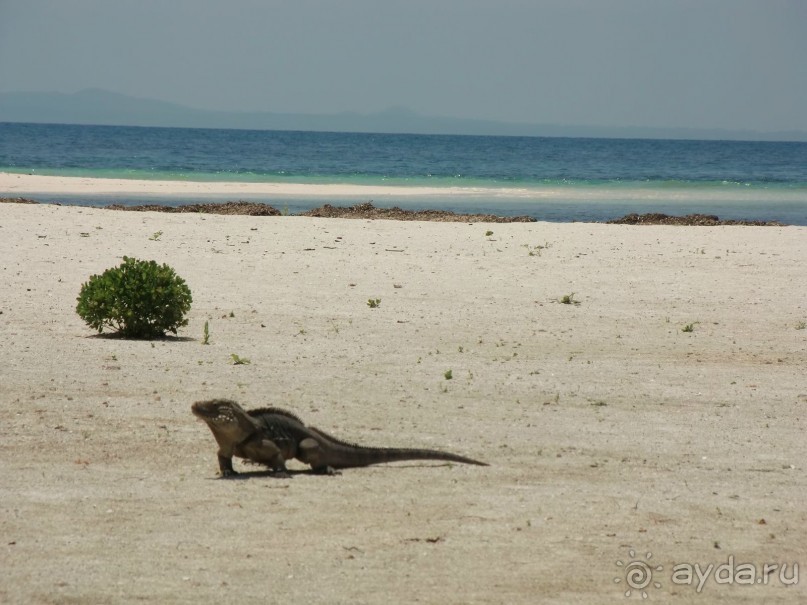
[[1, 201, 805, 604]]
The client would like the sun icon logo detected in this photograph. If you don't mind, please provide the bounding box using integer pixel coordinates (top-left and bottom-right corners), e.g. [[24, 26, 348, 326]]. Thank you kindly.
[[614, 549, 663, 598]]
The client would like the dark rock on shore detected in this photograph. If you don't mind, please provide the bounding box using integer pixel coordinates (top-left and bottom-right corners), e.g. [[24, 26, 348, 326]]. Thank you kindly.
[[300, 202, 535, 223], [104, 201, 282, 216], [607, 212, 786, 226], [0, 197, 40, 204]]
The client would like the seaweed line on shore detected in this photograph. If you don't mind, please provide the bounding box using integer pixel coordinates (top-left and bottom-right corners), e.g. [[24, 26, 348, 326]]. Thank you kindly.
[[0, 197, 788, 226]]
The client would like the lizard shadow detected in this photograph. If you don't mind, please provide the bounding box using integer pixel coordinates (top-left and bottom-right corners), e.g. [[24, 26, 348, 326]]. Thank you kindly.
[[206, 469, 319, 480], [207, 462, 462, 480]]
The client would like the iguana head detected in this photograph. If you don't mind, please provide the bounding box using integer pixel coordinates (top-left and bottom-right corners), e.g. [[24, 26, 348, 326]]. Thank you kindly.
[[192, 399, 258, 443]]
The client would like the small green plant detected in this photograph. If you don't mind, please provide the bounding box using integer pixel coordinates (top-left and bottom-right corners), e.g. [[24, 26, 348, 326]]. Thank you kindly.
[[682, 323, 696, 333], [367, 298, 381, 309], [76, 256, 192, 339], [485, 230, 494, 237], [444, 369, 453, 380], [230, 353, 251, 365], [559, 293, 578, 305], [202, 320, 210, 345], [525, 242, 551, 256], [149, 231, 163, 241], [796, 321, 806, 330]]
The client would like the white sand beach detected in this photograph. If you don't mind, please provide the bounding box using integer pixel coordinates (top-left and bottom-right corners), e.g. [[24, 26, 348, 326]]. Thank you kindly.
[[7, 172, 793, 205], [0, 172, 493, 198], [1, 200, 805, 603]]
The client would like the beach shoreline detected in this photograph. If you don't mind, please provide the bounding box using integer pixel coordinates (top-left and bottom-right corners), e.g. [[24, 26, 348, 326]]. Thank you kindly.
[[4, 171, 807, 203], [1, 202, 805, 603], [1, 196, 787, 226], [1, 171, 799, 225], [2, 171, 717, 206], [0, 171, 504, 198]]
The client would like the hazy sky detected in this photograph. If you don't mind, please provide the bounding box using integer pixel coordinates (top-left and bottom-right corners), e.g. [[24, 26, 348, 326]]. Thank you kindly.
[[1, 0, 805, 133]]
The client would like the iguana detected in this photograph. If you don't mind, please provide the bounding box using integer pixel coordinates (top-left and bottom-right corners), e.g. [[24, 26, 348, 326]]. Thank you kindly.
[[191, 398, 487, 477]]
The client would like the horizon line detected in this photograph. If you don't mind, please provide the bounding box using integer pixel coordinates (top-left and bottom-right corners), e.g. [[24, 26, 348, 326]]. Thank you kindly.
[[1, 88, 806, 143]]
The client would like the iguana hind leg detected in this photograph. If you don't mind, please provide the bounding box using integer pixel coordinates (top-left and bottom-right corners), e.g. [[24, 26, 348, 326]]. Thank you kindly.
[[296, 437, 341, 475]]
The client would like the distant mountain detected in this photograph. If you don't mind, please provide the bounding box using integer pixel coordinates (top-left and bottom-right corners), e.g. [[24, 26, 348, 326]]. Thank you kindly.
[[1, 88, 805, 141]]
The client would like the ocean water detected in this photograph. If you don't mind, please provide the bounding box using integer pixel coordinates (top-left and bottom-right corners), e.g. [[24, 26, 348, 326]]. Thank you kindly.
[[1, 122, 806, 224]]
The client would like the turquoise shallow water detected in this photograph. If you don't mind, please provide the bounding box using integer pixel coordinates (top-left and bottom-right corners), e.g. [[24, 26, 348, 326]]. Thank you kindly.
[[2, 122, 806, 223]]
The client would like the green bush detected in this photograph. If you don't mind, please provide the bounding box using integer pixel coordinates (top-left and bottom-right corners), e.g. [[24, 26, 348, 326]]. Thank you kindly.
[[76, 256, 192, 338]]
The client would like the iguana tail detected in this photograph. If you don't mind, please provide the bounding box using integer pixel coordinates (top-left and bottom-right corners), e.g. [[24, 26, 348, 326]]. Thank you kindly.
[[307, 426, 488, 469]]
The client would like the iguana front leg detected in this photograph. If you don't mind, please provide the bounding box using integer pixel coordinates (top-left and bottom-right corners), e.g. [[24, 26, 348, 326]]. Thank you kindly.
[[217, 451, 238, 477]]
